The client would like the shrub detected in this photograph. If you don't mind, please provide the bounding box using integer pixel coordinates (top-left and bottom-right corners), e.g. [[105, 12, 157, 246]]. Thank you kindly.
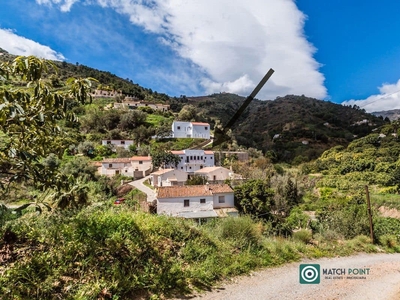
[[292, 229, 312, 244], [374, 217, 400, 242], [211, 216, 263, 249], [378, 234, 398, 248]]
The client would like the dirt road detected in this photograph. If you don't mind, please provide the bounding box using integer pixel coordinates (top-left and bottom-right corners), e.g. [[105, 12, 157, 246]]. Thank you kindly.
[[183, 253, 400, 300]]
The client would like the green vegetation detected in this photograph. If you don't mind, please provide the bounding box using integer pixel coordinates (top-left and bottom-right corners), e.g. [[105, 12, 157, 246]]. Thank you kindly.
[[2, 207, 398, 299], [187, 94, 386, 163], [1, 53, 400, 299]]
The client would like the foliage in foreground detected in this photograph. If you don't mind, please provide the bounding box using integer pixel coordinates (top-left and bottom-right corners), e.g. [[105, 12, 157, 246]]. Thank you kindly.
[[1, 206, 399, 299]]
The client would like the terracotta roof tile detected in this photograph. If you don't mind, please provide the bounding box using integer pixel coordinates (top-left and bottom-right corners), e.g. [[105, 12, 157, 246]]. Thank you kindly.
[[157, 184, 233, 198], [171, 150, 185, 155], [102, 158, 132, 163], [131, 156, 152, 161], [191, 122, 210, 126]]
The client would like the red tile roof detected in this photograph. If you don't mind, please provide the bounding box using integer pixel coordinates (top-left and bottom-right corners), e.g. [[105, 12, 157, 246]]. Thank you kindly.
[[131, 156, 152, 161], [157, 184, 233, 198], [102, 158, 132, 163], [204, 151, 214, 155], [171, 150, 185, 155], [191, 122, 210, 126]]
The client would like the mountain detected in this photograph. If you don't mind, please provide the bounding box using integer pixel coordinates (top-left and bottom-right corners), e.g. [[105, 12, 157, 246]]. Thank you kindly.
[[371, 109, 400, 121], [0, 47, 171, 103], [187, 94, 387, 163], [0, 49, 387, 163]]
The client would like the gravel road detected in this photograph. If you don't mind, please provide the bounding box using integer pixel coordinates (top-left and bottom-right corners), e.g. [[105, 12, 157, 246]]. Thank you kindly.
[[179, 253, 400, 300]]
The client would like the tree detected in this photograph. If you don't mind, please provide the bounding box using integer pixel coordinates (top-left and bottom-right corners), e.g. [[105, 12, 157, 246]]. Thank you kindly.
[[119, 110, 147, 130], [234, 179, 275, 219], [186, 175, 207, 185], [154, 119, 173, 140], [151, 150, 181, 169], [0, 55, 94, 198], [177, 104, 197, 121]]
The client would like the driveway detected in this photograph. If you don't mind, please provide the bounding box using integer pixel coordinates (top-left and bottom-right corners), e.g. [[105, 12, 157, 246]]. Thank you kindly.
[[128, 175, 156, 203]]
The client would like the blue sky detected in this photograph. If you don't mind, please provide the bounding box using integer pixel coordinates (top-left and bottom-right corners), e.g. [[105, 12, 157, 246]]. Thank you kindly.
[[1, 0, 400, 112]]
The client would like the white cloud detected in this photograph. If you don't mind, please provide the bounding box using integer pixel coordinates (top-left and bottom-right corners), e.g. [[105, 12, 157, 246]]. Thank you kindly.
[[36, 0, 327, 99], [342, 80, 400, 112], [0, 28, 65, 61]]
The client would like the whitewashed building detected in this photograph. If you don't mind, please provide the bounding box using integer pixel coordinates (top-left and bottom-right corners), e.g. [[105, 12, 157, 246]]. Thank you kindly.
[[99, 156, 152, 178], [168, 149, 214, 173], [194, 166, 232, 183], [172, 121, 210, 139], [101, 139, 134, 150], [150, 168, 188, 187], [156, 184, 237, 220]]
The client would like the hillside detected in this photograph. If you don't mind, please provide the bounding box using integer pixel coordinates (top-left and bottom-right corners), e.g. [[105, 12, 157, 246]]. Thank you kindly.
[[372, 109, 400, 121], [0, 47, 171, 103], [0, 48, 387, 163], [188, 94, 387, 163]]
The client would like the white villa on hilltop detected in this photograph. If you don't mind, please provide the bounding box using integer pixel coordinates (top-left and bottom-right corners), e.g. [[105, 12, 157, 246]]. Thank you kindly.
[[172, 121, 210, 139]]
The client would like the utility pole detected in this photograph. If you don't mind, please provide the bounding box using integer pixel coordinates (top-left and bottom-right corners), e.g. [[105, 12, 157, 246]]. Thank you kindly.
[[365, 185, 374, 243]]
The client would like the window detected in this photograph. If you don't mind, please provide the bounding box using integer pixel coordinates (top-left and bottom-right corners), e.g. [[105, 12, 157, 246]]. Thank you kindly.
[[190, 156, 193, 160], [108, 164, 112, 168], [121, 140, 125, 145], [181, 167, 183, 169], [107, 140, 111, 144], [205, 126, 208, 130], [184, 199, 190, 207], [177, 126, 181, 130], [200, 198, 206, 204], [218, 196, 225, 203], [139, 161, 143, 164]]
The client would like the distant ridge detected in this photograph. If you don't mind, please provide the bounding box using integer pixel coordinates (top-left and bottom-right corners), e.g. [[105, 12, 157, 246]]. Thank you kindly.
[[371, 109, 400, 121]]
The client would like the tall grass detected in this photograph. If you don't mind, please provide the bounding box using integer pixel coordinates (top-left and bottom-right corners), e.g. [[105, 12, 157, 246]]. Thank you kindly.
[[0, 206, 399, 299]]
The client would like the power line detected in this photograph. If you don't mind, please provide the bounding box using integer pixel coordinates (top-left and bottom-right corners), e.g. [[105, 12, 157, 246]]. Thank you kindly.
[[357, 89, 400, 109]]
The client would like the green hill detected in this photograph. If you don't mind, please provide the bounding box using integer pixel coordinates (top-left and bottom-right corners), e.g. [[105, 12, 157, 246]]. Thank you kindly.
[[187, 93, 386, 163], [0, 48, 387, 163]]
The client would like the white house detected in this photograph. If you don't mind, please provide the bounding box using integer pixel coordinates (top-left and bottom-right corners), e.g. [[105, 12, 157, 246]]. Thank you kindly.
[[169, 149, 214, 173], [101, 139, 134, 150], [150, 168, 188, 187], [99, 156, 152, 178], [156, 184, 237, 220], [194, 166, 232, 183], [172, 121, 210, 139]]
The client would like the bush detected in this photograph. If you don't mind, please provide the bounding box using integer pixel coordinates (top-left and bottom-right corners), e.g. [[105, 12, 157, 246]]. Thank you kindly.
[[374, 217, 400, 242], [292, 229, 312, 244], [211, 216, 263, 249], [378, 234, 398, 248]]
